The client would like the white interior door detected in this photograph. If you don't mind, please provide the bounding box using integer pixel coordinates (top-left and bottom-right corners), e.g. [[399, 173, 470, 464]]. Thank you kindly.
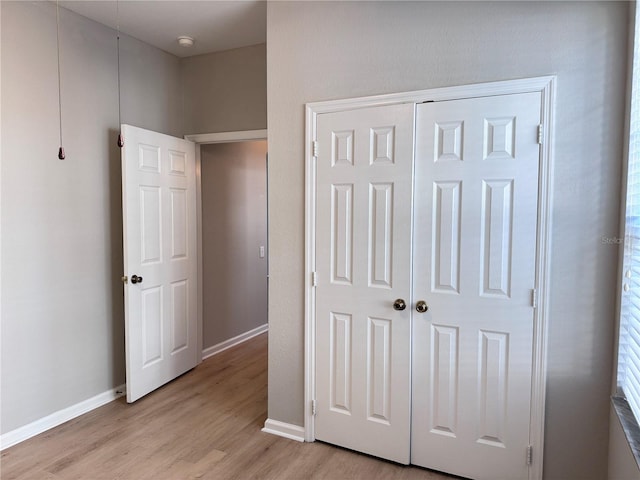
[[314, 103, 415, 463], [411, 92, 541, 479], [121, 124, 198, 403]]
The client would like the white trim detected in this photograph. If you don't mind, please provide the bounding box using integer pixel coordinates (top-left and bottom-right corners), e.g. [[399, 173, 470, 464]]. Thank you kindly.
[[306, 76, 556, 114], [202, 323, 268, 360], [304, 76, 555, 479], [185, 129, 267, 144], [0, 4, 3, 436], [304, 103, 317, 443], [261, 418, 305, 442], [0, 384, 126, 451], [195, 143, 203, 364], [528, 76, 556, 480]]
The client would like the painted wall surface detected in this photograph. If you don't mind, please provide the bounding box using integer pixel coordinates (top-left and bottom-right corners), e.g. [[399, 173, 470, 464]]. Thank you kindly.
[[1, 1, 182, 434], [608, 407, 640, 479], [266, 2, 628, 479], [182, 44, 267, 134], [200, 141, 268, 349]]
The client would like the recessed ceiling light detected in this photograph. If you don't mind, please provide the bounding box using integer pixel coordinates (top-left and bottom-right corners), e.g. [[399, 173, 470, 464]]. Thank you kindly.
[[177, 36, 195, 48]]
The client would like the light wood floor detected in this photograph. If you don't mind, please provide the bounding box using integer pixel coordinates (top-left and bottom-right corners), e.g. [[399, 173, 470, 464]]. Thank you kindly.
[[1, 333, 455, 480]]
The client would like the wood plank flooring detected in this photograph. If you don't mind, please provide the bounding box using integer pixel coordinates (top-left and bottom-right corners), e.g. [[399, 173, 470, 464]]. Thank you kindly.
[[1, 333, 454, 480]]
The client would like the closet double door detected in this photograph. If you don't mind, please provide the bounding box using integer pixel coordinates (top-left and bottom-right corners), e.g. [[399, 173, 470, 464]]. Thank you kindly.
[[314, 92, 541, 480]]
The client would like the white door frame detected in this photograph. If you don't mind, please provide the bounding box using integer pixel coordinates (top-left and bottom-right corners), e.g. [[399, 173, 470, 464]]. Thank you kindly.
[[184, 129, 268, 362], [304, 77, 555, 480]]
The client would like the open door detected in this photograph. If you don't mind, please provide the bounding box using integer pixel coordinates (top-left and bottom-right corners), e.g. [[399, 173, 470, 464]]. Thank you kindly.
[[121, 124, 198, 403]]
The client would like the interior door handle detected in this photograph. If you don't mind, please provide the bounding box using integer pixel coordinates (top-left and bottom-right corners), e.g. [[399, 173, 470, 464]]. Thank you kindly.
[[393, 299, 406, 311], [416, 300, 428, 313], [131, 275, 143, 284]]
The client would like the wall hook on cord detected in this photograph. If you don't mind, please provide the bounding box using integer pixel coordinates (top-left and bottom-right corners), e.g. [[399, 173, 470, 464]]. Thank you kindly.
[[56, 0, 65, 160], [116, 0, 124, 148]]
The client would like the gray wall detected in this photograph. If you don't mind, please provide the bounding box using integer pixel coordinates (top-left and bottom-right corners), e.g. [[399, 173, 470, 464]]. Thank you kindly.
[[1, 1, 182, 434], [201, 141, 268, 349], [608, 408, 640, 479], [266, 2, 628, 479], [182, 44, 267, 134]]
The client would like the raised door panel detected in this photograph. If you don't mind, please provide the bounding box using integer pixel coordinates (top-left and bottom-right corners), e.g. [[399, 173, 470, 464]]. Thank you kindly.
[[169, 150, 187, 175], [432, 181, 461, 293], [141, 286, 163, 366], [429, 324, 459, 437], [331, 184, 354, 285], [370, 127, 395, 165], [435, 121, 463, 163], [140, 186, 162, 264], [171, 280, 189, 354], [367, 317, 391, 424], [480, 180, 514, 298], [369, 183, 393, 288], [170, 188, 188, 260], [477, 330, 509, 448], [139, 144, 161, 173], [330, 312, 352, 414]]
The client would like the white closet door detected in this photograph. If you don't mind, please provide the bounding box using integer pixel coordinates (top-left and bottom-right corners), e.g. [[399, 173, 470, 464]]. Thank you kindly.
[[121, 124, 198, 403], [314, 103, 415, 464], [411, 93, 541, 480]]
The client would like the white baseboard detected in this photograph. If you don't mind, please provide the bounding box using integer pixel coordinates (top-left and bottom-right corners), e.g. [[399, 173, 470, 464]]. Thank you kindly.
[[261, 418, 305, 442], [202, 323, 268, 360], [0, 384, 126, 451]]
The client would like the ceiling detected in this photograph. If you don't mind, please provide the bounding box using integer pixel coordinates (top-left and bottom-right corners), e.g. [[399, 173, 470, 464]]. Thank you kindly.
[[60, 1, 266, 58]]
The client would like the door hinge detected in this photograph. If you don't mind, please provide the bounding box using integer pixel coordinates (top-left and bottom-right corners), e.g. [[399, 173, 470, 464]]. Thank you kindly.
[[313, 140, 319, 157], [531, 289, 538, 308], [312, 271, 318, 287], [312, 399, 317, 416], [526, 445, 533, 466], [537, 124, 544, 145]]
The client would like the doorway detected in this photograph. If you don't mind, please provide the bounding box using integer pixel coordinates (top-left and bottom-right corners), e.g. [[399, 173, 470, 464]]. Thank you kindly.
[[199, 140, 268, 358], [121, 128, 269, 401]]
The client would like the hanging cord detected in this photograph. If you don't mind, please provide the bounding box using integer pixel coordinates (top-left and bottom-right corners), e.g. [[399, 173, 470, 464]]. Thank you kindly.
[[56, 0, 65, 159], [116, 0, 124, 148]]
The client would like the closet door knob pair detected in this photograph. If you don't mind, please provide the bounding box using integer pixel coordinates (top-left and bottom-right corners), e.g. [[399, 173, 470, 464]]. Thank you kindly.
[[393, 299, 428, 313]]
